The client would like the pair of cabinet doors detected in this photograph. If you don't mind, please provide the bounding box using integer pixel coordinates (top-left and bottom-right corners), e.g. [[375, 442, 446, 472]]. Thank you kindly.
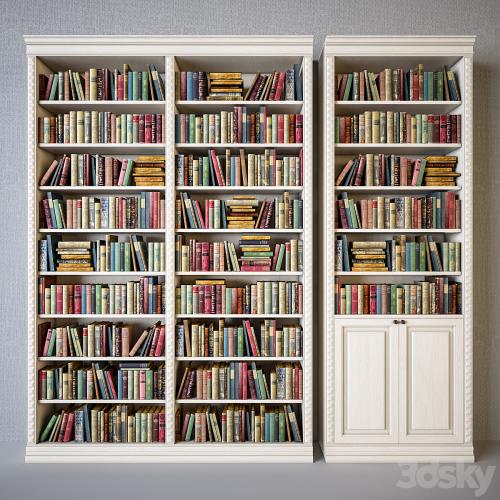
[[334, 318, 463, 445]]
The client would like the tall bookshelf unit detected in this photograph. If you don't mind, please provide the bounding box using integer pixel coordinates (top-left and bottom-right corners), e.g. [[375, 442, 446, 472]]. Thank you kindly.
[[319, 36, 475, 462], [26, 36, 314, 463]]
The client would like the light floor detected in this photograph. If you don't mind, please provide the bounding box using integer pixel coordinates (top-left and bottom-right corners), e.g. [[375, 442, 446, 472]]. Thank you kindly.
[[1, 441, 499, 500]]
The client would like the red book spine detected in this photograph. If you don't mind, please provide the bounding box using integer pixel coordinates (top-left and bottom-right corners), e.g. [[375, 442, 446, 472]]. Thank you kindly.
[[202, 285, 209, 314], [155, 326, 165, 356], [439, 115, 447, 143], [201, 242, 210, 271], [145, 114, 152, 143], [451, 114, 457, 143], [156, 114, 162, 143], [238, 362, 244, 399], [194, 241, 200, 271], [153, 191, 159, 229], [139, 114, 145, 143], [277, 114, 284, 143], [63, 412, 75, 442], [295, 114, 303, 143], [337, 200, 348, 228], [139, 370, 146, 400], [242, 363, 248, 399], [159, 412, 166, 442], [247, 369, 257, 399], [74, 285, 82, 314], [56, 284, 63, 314], [232, 288, 238, 314], [273, 71, 285, 100], [352, 285, 358, 314]]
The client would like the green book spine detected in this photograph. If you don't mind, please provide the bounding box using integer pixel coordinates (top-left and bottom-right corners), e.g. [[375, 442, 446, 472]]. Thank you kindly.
[[420, 242, 426, 271], [275, 244, 286, 271], [142, 71, 149, 100], [346, 285, 352, 315], [293, 199, 300, 228], [428, 72, 434, 100], [410, 242, 416, 271], [343, 74, 353, 100], [39, 414, 58, 442], [257, 371, 267, 399], [226, 287, 231, 314], [238, 327, 244, 357], [242, 251, 273, 258], [416, 159, 427, 187], [189, 114, 195, 143], [404, 284, 411, 314], [48, 74, 59, 100], [279, 410, 286, 442], [77, 370, 84, 399], [390, 284, 397, 314], [124, 243, 131, 272], [437, 72, 444, 100], [96, 284, 102, 314], [132, 72, 139, 100], [443, 242, 450, 272], [269, 411, 276, 442], [47, 329, 57, 356], [146, 370, 153, 399], [335, 116, 340, 142]]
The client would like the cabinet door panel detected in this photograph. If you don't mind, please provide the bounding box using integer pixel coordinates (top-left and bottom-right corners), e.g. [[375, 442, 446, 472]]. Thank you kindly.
[[399, 319, 463, 444], [334, 319, 398, 444]]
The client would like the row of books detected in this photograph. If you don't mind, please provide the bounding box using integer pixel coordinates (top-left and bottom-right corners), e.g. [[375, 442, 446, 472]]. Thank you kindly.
[[175, 108, 303, 144], [176, 319, 302, 358], [336, 192, 461, 230], [335, 112, 461, 144], [177, 67, 302, 101], [335, 65, 460, 101], [176, 404, 301, 443], [176, 280, 303, 315], [40, 192, 165, 230], [40, 155, 165, 187], [335, 278, 462, 315], [38, 277, 165, 315], [39, 362, 165, 401], [336, 236, 461, 272], [177, 362, 302, 400], [40, 405, 165, 444], [175, 149, 303, 187], [175, 236, 303, 272], [335, 154, 459, 187], [38, 322, 165, 358], [39, 236, 164, 273], [176, 193, 303, 230], [39, 112, 164, 144], [39, 64, 165, 101]]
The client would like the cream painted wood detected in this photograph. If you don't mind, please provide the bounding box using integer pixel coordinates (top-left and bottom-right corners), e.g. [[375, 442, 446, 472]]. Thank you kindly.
[[334, 319, 398, 443], [25, 36, 314, 463], [399, 318, 464, 444], [321, 36, 474, 463]]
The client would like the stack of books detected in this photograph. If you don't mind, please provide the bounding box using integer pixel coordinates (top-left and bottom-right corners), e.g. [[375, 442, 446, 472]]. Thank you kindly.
[[350, 241, 388, 272], [226, 196, 259, 229], [239, 235, 272, 271], [208, 72, 243, 100], [423, 156, 460, 186], [56, 241, 93, 272], [132, 156, 165, 186]]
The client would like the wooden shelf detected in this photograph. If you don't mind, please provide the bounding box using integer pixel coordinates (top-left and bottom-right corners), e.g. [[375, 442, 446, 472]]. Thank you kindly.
[[176, 356, 303, 362], [38, 100, 166, 112], [335, 100, 462, 113], [39, 186, 165, 193], [175, 100, 303, 112], [176, 143, 303, 152], [39, 143, 166, 154], [334, 143, 462, 154], [176, 399, 303, 404], [177, 186, 303, 193], [39, 228, 165, 234], [335, 185, 461, 193]]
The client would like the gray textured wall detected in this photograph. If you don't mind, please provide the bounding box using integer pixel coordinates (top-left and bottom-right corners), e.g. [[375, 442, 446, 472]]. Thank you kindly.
[[1, 0, 499, 447]]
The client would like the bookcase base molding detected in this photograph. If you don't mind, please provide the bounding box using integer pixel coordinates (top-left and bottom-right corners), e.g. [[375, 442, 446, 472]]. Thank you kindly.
[[321, 445, 474, 464], [25, 443, 313, 463]]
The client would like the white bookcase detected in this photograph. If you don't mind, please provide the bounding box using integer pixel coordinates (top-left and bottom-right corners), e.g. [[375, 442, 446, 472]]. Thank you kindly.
[[319, 36, 474, 462], [25, 36, 313, 462]]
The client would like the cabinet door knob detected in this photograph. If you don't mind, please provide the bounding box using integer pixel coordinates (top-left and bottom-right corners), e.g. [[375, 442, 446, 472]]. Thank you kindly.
[[400, 319, 406, 325], [393, 319, 399, 324]]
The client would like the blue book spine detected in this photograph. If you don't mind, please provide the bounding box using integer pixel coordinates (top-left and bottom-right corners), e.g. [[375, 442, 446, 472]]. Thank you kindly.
[[186, 72, 193, 101], [406, 244, 411, 271], [265, 413, 270, 442], [118, 370, 123, 399], [377, 286, 382, 314], [81, 285, 87, 314], [224, 328, 228, 357], [230, 157, 235, 186]]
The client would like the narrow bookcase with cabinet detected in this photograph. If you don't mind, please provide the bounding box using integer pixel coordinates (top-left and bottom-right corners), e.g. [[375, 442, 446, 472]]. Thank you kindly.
[[319, 36, 474, 462], [25, 36, 313, 463]]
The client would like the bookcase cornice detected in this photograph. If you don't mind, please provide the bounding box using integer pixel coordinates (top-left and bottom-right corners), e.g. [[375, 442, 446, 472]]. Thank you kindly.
[[24, 36, 314, 57], [323, 36, 475, 56]]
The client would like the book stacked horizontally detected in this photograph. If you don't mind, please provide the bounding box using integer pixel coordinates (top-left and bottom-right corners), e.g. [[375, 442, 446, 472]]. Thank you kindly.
[[423, 156, 459, 186], [56, 241, 93, 272], [132, 156, 165, 186], [208, 72, 243, 100], [239, 235, 272, 271], [350, 241, 388, 272], [226, 196, 259, 229]]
